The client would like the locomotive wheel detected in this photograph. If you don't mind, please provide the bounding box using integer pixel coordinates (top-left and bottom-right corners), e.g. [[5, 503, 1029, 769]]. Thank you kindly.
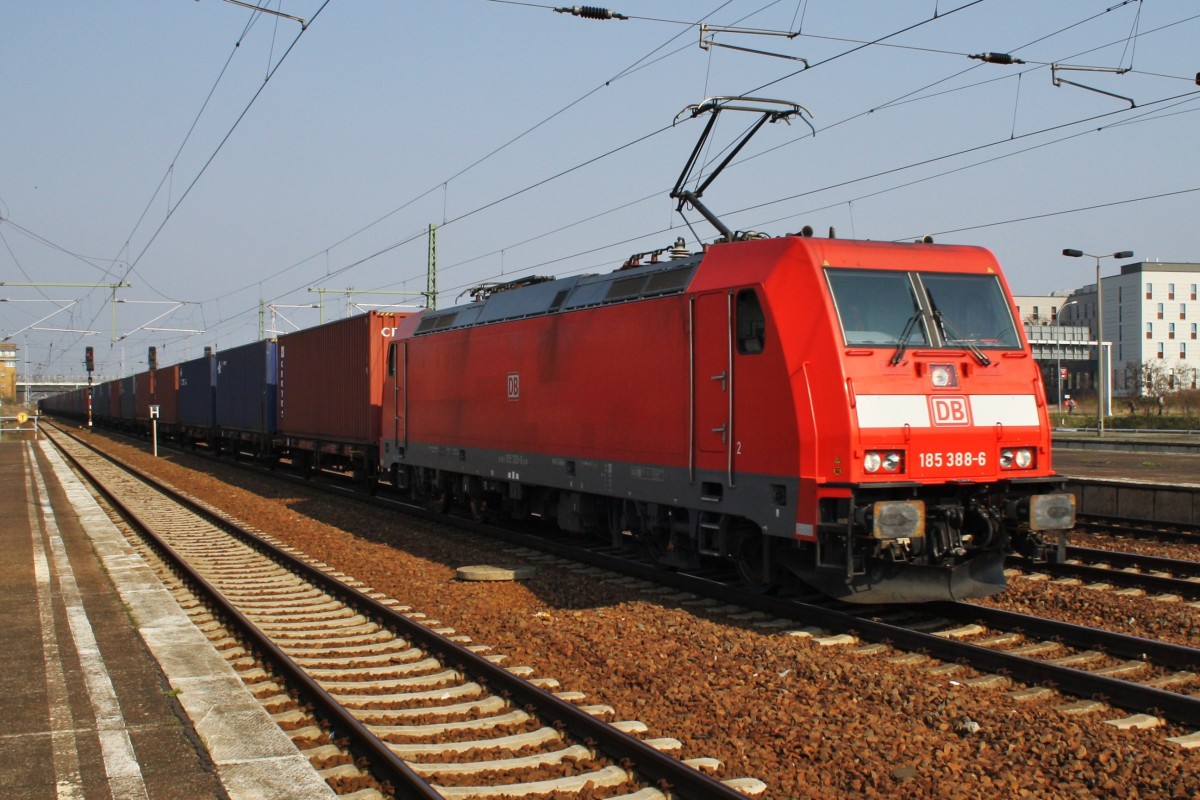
[[429, 484, 451, 514], [733, 521, 777, 593], [467, 493, 490, 522], [419, 470, 450, 514], [644, 526, 675, 567]]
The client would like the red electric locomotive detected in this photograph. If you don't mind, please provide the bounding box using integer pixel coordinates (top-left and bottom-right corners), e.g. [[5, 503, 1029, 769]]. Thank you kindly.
[[378, 230, 1074, 603]]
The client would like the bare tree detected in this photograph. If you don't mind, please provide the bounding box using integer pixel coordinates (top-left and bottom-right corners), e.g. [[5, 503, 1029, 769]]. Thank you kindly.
[[1123, 359, 1173, 416]]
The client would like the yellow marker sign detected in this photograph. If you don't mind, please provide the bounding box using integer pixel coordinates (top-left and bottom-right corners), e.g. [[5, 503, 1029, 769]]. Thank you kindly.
[[16, 412, 28, 423]]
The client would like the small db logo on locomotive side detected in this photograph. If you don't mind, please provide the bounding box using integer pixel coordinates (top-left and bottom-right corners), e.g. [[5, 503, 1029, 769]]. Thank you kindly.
[[930, 396, 971, 426], [507, 372, 520, 400]]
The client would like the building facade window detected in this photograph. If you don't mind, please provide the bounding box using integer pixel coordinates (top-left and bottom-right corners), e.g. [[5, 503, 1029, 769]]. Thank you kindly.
[[1146, 282, 1153, 300], [1182, 341, 1188, 360], [1192, 283, 1198, 301], [1169, 283, 1176, 300], [1182, 303, 1188, 320], [1157, 342, 1164, 359], [1169, 323, 1176, 340], [1158, 303, 1164, 320], [1193, 322, 1198, 340], [1146, 322, 1153, 339]]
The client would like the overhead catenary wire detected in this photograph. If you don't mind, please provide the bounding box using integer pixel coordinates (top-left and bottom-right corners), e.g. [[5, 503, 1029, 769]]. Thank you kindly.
[[117, 0, 334, 289], [86, 0, 976, 345], [211, 0, 975, 303], [168, 5, 1182, 349], [20, 1, 333, 373], [27, 1, 1193, 369]]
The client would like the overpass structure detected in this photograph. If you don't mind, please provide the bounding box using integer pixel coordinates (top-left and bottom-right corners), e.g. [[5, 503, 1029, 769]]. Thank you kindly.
[[17, 378, 95, 404]]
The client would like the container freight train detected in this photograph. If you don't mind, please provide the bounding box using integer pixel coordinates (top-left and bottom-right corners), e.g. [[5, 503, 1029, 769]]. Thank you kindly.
[[42, 234, 1075, 603]]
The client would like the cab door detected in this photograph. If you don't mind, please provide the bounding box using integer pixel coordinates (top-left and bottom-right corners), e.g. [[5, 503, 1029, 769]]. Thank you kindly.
[[692, 292, 733, 481]]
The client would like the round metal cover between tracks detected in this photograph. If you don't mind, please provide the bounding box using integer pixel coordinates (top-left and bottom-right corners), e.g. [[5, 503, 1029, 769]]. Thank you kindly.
[[456, 563, 538, 581]]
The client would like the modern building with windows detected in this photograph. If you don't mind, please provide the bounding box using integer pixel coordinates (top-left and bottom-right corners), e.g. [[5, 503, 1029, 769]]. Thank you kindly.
[[1012, 293, 1074, 326], [1057, 261, 1200, 397]]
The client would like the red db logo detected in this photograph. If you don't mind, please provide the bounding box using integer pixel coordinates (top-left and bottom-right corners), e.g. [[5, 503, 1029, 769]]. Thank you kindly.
[[930, 396, 971, 426]]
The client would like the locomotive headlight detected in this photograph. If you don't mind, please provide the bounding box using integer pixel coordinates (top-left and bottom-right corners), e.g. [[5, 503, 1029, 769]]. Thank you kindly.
[[1000, 448, 1035, 470], [864, 451, 904, 474]]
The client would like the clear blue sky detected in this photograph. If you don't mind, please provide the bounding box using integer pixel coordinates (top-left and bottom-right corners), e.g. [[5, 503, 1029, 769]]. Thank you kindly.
[[2, 0, 1197, 377]]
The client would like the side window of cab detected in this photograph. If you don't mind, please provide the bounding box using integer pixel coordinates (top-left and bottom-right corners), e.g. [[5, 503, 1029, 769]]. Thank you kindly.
[[736, 289, 766, 355]]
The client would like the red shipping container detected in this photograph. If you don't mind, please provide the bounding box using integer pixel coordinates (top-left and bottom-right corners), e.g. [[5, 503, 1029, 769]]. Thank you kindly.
[[135, 371, 152, 420], [153, 365, 180, 425], [107, 379, 121, 420], [277, 311, 405, 446]]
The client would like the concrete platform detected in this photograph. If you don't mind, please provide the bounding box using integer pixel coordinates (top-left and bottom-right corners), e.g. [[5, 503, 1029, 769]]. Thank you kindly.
[[0, 439, 335, 800]]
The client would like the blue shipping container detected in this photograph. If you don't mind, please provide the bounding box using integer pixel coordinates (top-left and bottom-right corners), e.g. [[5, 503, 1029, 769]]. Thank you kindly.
[[178, 354, 216, 428], [215, 340, 278, 435], [119, 376, 136, 420]]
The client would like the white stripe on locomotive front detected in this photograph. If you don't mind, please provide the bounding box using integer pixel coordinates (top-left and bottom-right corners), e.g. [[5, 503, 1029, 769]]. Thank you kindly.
[[855, 394, 1039, 428]]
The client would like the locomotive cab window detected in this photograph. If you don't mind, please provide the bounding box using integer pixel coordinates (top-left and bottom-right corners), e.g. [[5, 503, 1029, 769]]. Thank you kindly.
[[826, 268, 1019, 351], [736, 289, 766, 355], [826, 269, 929, 347], [920, 273, 1020, 349]]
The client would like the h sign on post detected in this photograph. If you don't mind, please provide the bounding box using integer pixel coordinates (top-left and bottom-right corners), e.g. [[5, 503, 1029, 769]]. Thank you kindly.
[[150, 405, 160, 457]]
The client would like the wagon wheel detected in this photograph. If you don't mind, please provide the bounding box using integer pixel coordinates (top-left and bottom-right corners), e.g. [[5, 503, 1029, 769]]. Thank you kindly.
[[733, 520, 777, 593], [422, 471, 450, 515]]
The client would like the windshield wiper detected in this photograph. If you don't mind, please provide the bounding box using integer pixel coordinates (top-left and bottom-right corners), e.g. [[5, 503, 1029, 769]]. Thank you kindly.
[[933, 309, 991, 366], [889, 311, 925, 365], [924, 287, 990, 366]]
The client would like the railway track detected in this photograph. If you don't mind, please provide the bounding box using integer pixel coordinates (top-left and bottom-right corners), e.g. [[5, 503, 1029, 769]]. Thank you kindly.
[[49, 421, 1200, 756], [45, 425, 767, 799], [1074, 515, 1200, 545], [1006, 549, 1200, 600], [482, 543, 1200, 744], [454, 533, 1200, 741]]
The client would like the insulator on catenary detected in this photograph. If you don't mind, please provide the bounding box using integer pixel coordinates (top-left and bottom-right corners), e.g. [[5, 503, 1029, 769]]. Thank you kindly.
[[970, 52, 1025, 65], [554, 5, 628, 20]]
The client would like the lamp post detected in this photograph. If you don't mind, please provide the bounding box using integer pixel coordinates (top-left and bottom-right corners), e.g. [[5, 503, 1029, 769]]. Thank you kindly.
[[1055, 299, 1078, 413], [1062, 248, 1135, 436]]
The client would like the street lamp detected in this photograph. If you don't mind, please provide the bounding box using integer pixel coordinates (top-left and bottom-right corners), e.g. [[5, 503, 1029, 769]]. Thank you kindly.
[[1062, 248, 1135, 436], [1055, 299, 1078, 414]]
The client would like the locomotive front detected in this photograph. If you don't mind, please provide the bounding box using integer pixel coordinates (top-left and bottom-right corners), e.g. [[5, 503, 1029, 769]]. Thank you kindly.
[[779, 240, 1076, 603]]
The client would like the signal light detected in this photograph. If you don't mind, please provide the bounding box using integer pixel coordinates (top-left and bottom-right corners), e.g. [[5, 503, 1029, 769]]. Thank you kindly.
[[84, 346, 94, 373], [148, 346, 157, 370]]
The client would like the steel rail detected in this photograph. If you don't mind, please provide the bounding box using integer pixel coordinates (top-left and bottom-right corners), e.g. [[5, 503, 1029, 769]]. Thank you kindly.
[[1005, 547, 1200, 599], [1063, 545, 1200, 578]]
